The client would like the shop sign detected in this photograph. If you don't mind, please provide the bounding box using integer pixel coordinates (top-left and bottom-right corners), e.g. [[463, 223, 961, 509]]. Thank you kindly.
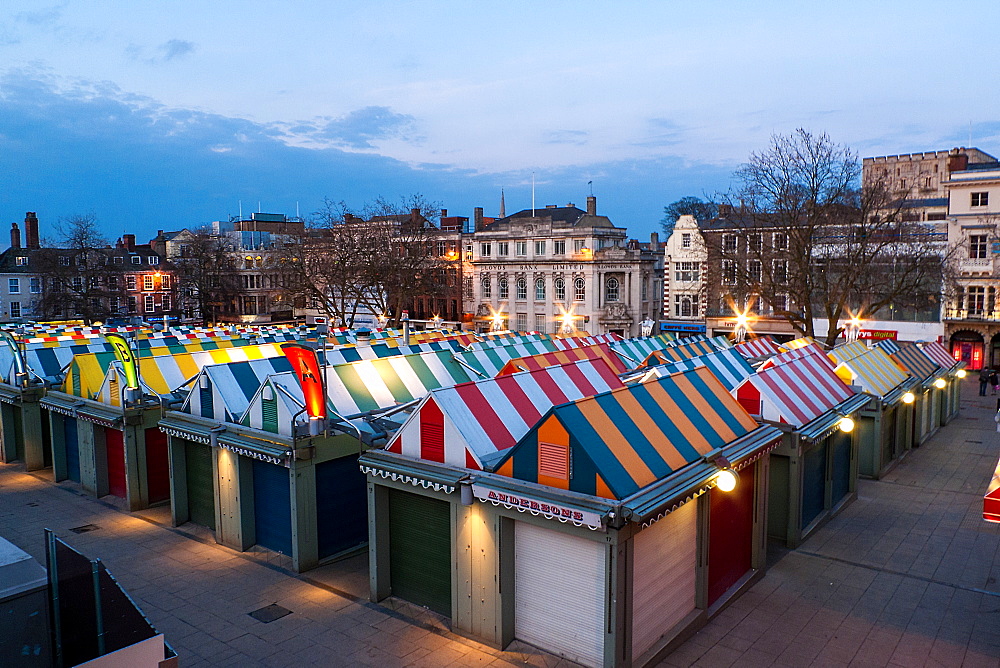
[[472, 484, 604, 529], [858, 329, 897, 340], [660, 321, 706, 333]]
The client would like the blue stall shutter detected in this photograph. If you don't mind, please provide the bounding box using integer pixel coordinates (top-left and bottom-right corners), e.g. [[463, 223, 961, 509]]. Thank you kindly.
[[316, 455, 368, 560], [64, 416, 80, 483], [252, 460, 293, 555]]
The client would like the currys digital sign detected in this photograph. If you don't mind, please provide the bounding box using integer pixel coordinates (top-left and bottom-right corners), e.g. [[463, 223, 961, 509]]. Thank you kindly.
[[281, 343, 327, 420]]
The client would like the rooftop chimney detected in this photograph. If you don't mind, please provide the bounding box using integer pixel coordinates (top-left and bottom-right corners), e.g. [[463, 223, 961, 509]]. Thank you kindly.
[[24, 212, 39, 249], [10, 223, 20, 250], [122, 234, 136, 251], [649, 232, 659, 251], [948, 148, 969, 173], [440, 208, 447, 219], [474, 207, 484, 231], [586, 196, 597, 215]]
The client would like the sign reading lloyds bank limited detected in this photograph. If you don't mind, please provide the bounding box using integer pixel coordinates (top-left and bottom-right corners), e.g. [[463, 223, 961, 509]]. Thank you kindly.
[[479, 263, 636, 272]]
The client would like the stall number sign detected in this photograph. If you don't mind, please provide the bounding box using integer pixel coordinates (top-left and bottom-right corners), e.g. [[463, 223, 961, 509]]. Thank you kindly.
[[858, 329, 897, 340], [472, 484, 604, 529]]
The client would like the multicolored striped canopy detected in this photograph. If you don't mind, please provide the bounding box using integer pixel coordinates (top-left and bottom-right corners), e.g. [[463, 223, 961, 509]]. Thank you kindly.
[[492, 366, 760, 499], [828, 343, 910, 399], [641, 348, 755, 392], [498, 344, 630, 376], [742, 348, 857, 427], [735, 336, 781, 360], [883, 342, 940, 383]]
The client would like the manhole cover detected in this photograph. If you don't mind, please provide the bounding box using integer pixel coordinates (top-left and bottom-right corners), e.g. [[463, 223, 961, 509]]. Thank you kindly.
[[248, 604, 292, 623], [69, 524, 100, 534]]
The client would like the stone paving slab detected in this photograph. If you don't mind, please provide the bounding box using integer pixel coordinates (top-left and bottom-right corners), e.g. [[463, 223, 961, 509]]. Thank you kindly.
[[658, 378, 1000, 668]]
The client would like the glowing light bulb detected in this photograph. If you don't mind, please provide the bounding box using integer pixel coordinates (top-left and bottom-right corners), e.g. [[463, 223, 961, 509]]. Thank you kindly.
[[838, 417, 855, 433], [902, 392, 915, 404], [956, 369, 967, 379], [716, 469, 738, 492], [934, 378, 946, 389]]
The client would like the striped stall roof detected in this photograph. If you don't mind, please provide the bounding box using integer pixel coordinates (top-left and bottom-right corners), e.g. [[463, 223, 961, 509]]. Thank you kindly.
[[182, 357, 294, 422], [828, 344, 909, 399], [875, 339, 901, 355], [640, 348, 756, 392], [96, 343, 290, 404], [735, 336, 782, 360], [745, 348, 857, 427], [454, 340, 562, 377], [827, 341, 869, 365], [666, 334, 730, 349], [641, 338, 725, 366], [318, 349, 485, 417], [556, 332, 622, 345], [468, 332, 552, 350], [491, 366, 761, 499], [884, 342, 941, 383], [608, 334, 675, 369], [498, 344, 630, 376], [761, 342, 835, 370], [388, 358, 625, 468], [919, 341, 959, 370], [781, 337, 818, 351]]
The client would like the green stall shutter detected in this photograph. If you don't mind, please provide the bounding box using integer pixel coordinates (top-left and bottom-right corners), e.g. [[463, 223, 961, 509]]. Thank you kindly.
[[388, 489, 451, 616], [185, 442, 216, 530], [261, 397, 278, 433], [801, 440, 827, 530], [831, 432, 852, 505]]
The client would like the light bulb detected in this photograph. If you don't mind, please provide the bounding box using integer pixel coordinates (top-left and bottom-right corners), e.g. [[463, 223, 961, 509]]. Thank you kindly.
[[902, 392, 915, 404], [839, 417, 855, 433], [716, 469, 738, 492]]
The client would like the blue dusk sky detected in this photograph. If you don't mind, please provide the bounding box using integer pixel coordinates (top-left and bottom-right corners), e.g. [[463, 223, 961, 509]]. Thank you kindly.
[[1, 1, 998, 245]]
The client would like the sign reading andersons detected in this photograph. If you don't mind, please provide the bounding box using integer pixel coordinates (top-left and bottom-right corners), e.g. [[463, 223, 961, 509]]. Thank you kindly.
[[472, 484, 605, 529]]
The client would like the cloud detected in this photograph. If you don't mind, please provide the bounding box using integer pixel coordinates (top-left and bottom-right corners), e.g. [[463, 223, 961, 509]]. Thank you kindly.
[[125, 39, 196, 64], [631, 118, 684, 148], [316, 106, 417, 149], [14, 4, 65, 26], [544, 130, 588, 146]]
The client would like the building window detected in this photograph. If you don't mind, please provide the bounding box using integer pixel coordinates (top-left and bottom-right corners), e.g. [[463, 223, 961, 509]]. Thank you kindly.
[[554, 278, 566, 301], [773, 233, 788, 251], [144, 295, 155, 312], [554, 240, 566, 255], [722, 260, 737, 285], [131, 255, 141, 264], [723, 234, 738, 252], [128, 296, 137, 313], [971, 235, 988, 259], [72, 276, 83, 291], [674, 295, 698, 317], [497, 242, 509, 256], [498, 278, 509, 300], [29, 277, 40, 293], [535, 240, 546, 256], [143, 275, 155, 291], [161, 274, 171, 289], [10, 302, 20, 318], [969, 286, 986, 314], [605, 277, 620, 302], [516, 278, 527, 300], [972, 192, 989, 207], [59, 256, 70, 266], [148, 256, 159, 265], [436, 241, 446, 257], [15, 256, 27, 266], [515, 313, 527, 331], [481, 277, 492, 299], [773, 259, 788, 284], [641, 277, 648, 302], [535, 278, 546, 301], [534, 314, 547, 333], [674, 262, 700, 282], [574, 278, 586, 301], [772, 294, 788, 313], [681, 233, 691, 249], [748, 260, 762, 283], [480, 242, 492, 257], [126, 275, 137, 290], [7, 278, 19, 294], [162, 294, 171, 312], [748, 233, 763, 252], [574, 239, 585, 253], [113, 256, 124, 264], [516, 241, 527, 256]]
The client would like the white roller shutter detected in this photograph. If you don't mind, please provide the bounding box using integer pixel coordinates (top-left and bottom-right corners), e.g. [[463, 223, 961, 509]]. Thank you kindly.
[[631, 499, 698, 659], [514, 521, 606, 668]]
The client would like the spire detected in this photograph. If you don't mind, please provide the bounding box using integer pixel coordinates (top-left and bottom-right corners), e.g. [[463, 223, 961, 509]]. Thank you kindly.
[[499, 188, 506, 218]]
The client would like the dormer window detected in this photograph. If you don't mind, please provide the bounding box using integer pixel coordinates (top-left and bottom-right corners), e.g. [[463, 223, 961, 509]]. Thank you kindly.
[[148, 256, 159, 265], [14, 256, 27, 266], [114, 256, 124, 264], [131, 255, 141, 264]]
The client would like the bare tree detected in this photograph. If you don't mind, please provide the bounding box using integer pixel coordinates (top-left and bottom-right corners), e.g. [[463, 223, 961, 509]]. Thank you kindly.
[[661, 196, 718, 237], [33, 214, 118, 325], [170, 228, 240, 325], [708, 129, 954, 347]]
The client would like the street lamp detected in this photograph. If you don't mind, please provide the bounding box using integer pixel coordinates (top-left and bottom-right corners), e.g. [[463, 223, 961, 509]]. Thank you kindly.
[[844, 313, 863, 343], [490, 308, 505, 333], [558, 309, 575, 335], [733, 310, 751, 343]]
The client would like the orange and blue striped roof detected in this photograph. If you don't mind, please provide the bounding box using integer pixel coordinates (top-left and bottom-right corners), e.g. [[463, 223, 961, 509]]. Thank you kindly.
[[641, 348, 755, 392], [498, 344, 630, 376], [492, 366, 760, 499], [883, 341, 940, 382], [641, 338, 724, 366]]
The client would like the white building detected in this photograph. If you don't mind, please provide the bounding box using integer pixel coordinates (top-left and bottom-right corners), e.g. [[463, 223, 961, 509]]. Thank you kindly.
[[660, 214, 708, 337], [469, 197, 662, 337]]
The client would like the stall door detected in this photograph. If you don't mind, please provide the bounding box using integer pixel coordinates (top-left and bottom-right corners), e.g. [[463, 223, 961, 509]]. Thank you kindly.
[[64, 416, 80, 483], [801, 440, 827, 530], [316, 455, 368, 559], [388, 489, 451, 616], [252, 460, 293, 555], [708, 464, 756, 606], [632, 500, 697, 660], [185, 442, 216, 530], [515, 521, 606, 668], [144, 428, 170, 505], [105, 428, 127, 498], [881, 408, 897, 469], [831, 432, 852, 506]]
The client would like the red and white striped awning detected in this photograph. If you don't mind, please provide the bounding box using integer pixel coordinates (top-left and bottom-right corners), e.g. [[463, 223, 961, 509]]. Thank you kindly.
[[747, 348, 857, 427]]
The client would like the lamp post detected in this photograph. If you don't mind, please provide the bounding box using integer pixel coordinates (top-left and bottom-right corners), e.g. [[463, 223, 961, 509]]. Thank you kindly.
[[490, 309, 505, 333], [734, 311, 750, 343], [559, 310, 575, 336], [844, 315, 862, 343]]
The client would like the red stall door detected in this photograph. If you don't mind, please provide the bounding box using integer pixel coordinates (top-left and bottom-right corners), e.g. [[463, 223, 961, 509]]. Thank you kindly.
[[707, 464, 756, 606], [145, 428, 170, 505], [105, 428, 127, 499]]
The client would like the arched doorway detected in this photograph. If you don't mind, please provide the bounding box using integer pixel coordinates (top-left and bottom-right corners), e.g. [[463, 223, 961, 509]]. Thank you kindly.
[[950, 330, 985, 370]]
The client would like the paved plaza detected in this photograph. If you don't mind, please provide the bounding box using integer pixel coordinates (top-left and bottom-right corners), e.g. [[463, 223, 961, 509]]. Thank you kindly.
[[2, 378, 999, 667]]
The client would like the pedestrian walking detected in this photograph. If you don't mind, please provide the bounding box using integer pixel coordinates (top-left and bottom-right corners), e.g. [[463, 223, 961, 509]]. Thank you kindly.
[[991, 368, 999, 396], [980, 367, 990, 396]]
